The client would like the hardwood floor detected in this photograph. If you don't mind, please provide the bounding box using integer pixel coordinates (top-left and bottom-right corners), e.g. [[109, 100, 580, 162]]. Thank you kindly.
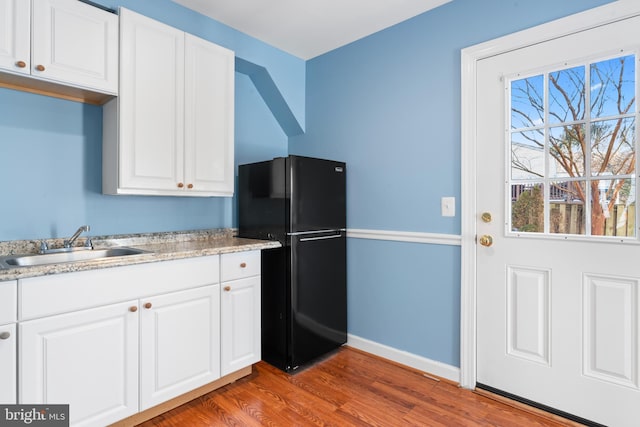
[[139, 347, 578, 426]]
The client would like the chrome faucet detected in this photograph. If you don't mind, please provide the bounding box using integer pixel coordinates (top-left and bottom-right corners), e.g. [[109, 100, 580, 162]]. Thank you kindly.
[[64, 225, 90, 248]]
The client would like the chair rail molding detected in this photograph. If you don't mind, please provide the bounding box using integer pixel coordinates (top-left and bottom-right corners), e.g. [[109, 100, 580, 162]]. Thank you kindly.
[[347, 229, 461, 246]]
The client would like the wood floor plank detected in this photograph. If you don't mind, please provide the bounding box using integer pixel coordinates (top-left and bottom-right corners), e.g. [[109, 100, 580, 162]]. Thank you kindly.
[[139, 347, 577, 427]]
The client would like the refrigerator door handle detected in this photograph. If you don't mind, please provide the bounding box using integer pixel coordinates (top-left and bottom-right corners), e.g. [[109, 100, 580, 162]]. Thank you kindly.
[[299, 234, 343, 242], [288, 229, 346, 236]]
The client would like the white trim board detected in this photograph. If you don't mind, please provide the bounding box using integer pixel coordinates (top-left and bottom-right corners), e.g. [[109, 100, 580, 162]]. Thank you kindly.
[[459, 0, 640, 390], [347, 229, 461, 246], [347, 334, 460, 383]]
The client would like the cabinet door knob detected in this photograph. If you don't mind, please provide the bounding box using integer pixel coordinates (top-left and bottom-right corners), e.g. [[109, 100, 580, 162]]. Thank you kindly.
[[144, 302, 152, 309], [187, 183, 193, 189], [35, 64, 45, 72], [129, 306, 138, 312], [177, 182, 184, 188], [15, 60, 26, 68], [224, 286, 231, 292], [0, 331, 10, 340], [240, 262, 247, 268]]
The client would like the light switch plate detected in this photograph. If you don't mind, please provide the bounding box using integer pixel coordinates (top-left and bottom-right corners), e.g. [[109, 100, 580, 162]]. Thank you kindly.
[[441, 197, 455, 217]]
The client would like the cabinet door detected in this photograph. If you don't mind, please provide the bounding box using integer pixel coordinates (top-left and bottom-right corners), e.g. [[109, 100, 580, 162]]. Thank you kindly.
[[31, 0, 118, 92], [139, 285, 220, 410], [0, 0, 30, 75], [118, 8, 185, 193], [0, 323, 16, 404], [19, 301, 139, 427], [221, 276, 261, 376], [184, 33, 235, 196]]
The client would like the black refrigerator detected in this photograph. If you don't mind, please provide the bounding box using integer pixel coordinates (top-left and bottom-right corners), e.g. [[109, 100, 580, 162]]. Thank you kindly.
[[238, 155, 347, 372]]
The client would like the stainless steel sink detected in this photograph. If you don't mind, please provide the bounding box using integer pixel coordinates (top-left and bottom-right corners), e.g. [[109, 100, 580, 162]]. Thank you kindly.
[[0, 247, 149, 268]]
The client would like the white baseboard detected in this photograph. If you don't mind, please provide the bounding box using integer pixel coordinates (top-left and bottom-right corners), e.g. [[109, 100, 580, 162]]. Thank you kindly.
[[347, 334, 460, 384]]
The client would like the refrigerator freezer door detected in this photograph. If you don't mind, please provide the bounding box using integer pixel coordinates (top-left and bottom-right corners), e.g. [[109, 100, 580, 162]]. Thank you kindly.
[[290, 231, 347, 369], [238, 158, 288, 242], [288, 156, 346, 233]]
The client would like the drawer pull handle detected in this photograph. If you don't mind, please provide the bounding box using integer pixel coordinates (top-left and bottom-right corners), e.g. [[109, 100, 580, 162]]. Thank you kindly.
[[240, 262, 247, 268], [144, 302, 153, 309], [35, 64, 45, 72], [129, 306, 138, 312], [16, 60, 26, 68], [224, 286, 231, 292], [0, 331, 10, 340]]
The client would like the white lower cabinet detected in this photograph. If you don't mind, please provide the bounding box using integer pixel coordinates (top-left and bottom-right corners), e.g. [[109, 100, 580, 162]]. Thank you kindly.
[[19, 300, 139, 427], [221, 251, 261, 376], [140, 285, 220, 410], [0, 323, 16, 404], [15, 251, 261, 426], [0, 280, 17, 404]]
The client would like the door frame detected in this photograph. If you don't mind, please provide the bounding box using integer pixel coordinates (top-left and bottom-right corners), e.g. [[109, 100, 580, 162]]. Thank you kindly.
[[459, 0, 640, 390]]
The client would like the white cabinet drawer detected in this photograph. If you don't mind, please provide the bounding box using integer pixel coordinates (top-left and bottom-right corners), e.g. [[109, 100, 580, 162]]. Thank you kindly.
[[220, 251, 260, 282], [0, 281, 17, 324], [19, 255, 219, 321]]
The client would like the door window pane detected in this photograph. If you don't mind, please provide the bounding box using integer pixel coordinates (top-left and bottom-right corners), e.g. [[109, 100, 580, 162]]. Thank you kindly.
[[511, 183, 544, 233], [590, 118, 635, 176], [549, 181, 586, 235], [549, 66, 585, 124], [549, 124, 586, 177], [591, 55, 636, 119], [511, 130, 544, 179], [511, 75, 544, 129], [590, 178, 636, 237]]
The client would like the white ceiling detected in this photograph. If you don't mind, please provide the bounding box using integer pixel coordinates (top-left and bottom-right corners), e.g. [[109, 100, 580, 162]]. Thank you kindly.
[[172, 0, 452, 59]]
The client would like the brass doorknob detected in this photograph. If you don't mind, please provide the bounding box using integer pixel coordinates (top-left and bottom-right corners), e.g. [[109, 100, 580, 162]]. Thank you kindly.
[[479, 235, 493, 247], [481, 212, 492, 223]]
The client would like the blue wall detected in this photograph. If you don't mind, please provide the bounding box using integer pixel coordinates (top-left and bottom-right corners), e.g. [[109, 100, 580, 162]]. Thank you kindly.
[[290, 0, 614, 367], [0, 0, 300, 240], [0, 0, 616, 370]]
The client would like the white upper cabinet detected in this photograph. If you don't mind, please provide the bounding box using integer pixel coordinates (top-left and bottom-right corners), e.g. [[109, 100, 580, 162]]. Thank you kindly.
[[0, 0, 30, 75], [184, 34, 235, 195], [103, 8, 235, 197], [0, 0, 118, 98]]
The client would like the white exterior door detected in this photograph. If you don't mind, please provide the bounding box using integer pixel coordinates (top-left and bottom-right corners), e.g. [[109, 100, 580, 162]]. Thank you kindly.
[[476, 15, 640, 427]]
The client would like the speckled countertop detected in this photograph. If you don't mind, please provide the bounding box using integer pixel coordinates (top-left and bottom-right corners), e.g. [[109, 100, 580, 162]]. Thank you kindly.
[[0, 229, 280, 281]]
